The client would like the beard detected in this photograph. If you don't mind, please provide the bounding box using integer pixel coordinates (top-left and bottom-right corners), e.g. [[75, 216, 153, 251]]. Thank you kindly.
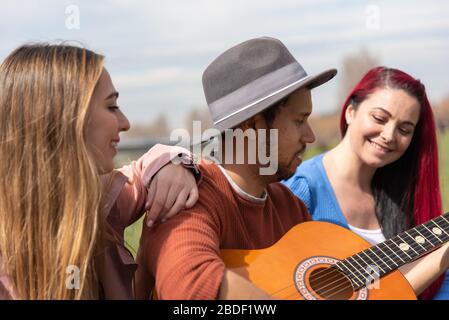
[[262, 125, 300, 182], [275, 158, 298, 182]]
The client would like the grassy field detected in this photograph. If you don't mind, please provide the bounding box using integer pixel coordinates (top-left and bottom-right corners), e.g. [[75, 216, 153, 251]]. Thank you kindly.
[[124, 131, 449, 255], [439, 131, 449, 212], [124, 215, 144, 258]]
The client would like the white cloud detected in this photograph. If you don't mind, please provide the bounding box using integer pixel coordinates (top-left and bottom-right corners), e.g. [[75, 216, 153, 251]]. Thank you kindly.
[[113, 67, 199, 88]]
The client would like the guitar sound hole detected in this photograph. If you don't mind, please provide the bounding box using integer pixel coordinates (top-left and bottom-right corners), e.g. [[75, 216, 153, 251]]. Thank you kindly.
[[309, 267, 354, 300]]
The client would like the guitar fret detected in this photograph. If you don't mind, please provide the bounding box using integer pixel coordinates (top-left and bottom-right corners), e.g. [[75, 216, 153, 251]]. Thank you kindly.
[[421, 224, 443, 243], [440, 215, 449, 227], [351, 253, 376, 283], [386, 237, 413, 261], [370, 244, 397, 269], [345, 246, 397, 287], [347, 255, 366, 272], [341, 259, 367, 285], [397, 234, 420, 256], [375, 217, 449, 270], [345, 213, 449, 291], [367, 246, 391, 272], [402, 232, 431, 254], [338, 214, 449, 291], [335, 261, 365, 288], [389, 237, 412, 260], [351, 254, 365, 267], [355, 252, 381, 287], [346, 255, 372, 288], [436, 215, 449, 231], [430, 220, 449, 242], [413, 226, 436, 248], [403, 231, 427, 253], [337, 213, 449, 292], [221, 212, 449, 299], [379, 213, 449, 271], [436, 213, 449, 231], [378, 241, 402, 265], [408, 227, 436, 252], [336, 261, 363, 284], [360, 250, 384, 274]]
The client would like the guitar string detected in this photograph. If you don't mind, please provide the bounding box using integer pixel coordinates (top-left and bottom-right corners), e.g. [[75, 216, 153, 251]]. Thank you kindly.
[[307, 227, 448, 297], [282, 267, 377, 300], [285, 277, 355, 300], [266, 260, 370, 298], [298, 278, 351, 300], [278, 275, 353, 300], [309, 269, 377, 299], [284, 215, 449, 288], [268, 216, 449, 299], [270, 268, 353, 299], [273, 228, 449, 299], [305, 269, 354, 296], [268, 266, 344, 297], [317, 229, 448, 294], [305, 217, 449, 300], [306, 266, 349, 283], [271, 241, 441, 300], [309, 225, 449, 284]]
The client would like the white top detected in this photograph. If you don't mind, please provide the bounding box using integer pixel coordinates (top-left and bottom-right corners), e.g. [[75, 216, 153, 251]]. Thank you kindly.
[[348, 224, 386, 245], [208, 156, 267, 203]]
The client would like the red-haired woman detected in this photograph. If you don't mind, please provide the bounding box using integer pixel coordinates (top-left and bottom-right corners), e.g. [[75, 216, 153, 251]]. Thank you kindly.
[[284, 66, 449, 299]]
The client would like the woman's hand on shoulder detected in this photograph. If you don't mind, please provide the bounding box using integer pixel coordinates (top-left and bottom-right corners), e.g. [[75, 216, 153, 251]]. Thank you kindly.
[[144, 163, 199, 227]]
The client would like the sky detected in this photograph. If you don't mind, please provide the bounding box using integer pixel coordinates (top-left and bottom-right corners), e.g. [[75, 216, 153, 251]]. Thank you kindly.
[[1, 0, 448, 130]]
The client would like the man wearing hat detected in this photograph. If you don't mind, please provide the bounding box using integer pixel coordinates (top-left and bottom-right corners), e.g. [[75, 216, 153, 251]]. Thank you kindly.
[[135, 37, 337, 299]]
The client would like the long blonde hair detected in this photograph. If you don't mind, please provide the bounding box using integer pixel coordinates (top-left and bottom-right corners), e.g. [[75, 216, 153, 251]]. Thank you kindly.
[[0, 44, 105, 299]]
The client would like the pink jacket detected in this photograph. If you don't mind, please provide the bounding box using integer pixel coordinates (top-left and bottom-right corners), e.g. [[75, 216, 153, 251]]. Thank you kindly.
[[0, 144, 197, 299]]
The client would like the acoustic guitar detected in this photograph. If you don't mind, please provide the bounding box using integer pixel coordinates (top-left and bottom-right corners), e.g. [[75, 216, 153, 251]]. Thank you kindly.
[[221, 212, 449, 300]]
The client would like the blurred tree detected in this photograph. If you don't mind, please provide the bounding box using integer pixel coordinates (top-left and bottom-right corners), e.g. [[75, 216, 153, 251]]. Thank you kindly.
[[124, 113, 170, 139], [309, 113, 341, 148], [308, 48, 381, 148], [338, 47, 381, 108], [434, 95, 449, 132], [184, 106, 213, 135]]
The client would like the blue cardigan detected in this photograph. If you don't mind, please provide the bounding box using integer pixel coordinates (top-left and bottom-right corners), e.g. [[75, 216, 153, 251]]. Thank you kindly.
[[282, 153, 449, 300]]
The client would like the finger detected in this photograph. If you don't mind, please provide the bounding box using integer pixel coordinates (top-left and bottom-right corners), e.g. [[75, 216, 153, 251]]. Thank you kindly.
[[144, 179, 157, 227], [157, 183, 179, 220], [185, 185, 199, 209], [162, 182, 182, 215], [145, 179, 157, 210], [163, 188, 189, 220], [146, 182, 168, 227]]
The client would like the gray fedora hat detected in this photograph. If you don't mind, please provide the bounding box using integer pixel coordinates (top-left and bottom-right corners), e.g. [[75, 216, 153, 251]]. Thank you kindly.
[[202, 37, 337, 132]]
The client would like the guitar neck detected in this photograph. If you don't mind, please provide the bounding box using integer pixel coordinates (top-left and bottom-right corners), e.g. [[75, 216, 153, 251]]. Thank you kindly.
[[335, 212, 449, 290]]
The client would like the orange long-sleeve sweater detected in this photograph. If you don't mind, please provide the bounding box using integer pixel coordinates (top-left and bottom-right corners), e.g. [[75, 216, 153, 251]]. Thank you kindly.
[[136, 162, 311, 299]]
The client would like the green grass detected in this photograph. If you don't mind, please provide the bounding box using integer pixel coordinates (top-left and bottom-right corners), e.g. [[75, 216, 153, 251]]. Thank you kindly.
[[438, 131, 449, 212], [124, 131, 449, 254], [124, 216, 144, 258]]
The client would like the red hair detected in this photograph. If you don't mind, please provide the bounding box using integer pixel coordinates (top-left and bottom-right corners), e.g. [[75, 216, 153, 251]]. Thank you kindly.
[[339, 67, 443, 299]]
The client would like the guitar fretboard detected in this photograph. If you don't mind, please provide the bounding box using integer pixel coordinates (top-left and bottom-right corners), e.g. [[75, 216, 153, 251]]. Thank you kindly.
[[335, 212, 449, 290]]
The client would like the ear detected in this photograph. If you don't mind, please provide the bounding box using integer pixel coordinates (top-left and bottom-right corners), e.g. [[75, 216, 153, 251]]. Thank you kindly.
[[252, 114, 269, 130], [345, 104, 356, 126], [240, 116, 258, 131]]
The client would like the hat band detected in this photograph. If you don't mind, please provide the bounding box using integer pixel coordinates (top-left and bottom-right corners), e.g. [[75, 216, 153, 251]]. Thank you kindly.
[[210, 62, 308, 126]]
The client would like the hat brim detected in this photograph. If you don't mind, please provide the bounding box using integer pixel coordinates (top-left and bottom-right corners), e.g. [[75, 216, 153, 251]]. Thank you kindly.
[[200, 68, 337, 144]]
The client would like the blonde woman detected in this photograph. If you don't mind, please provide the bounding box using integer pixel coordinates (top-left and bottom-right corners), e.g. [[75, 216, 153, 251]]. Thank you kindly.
[[0, 44, 199, 299]]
